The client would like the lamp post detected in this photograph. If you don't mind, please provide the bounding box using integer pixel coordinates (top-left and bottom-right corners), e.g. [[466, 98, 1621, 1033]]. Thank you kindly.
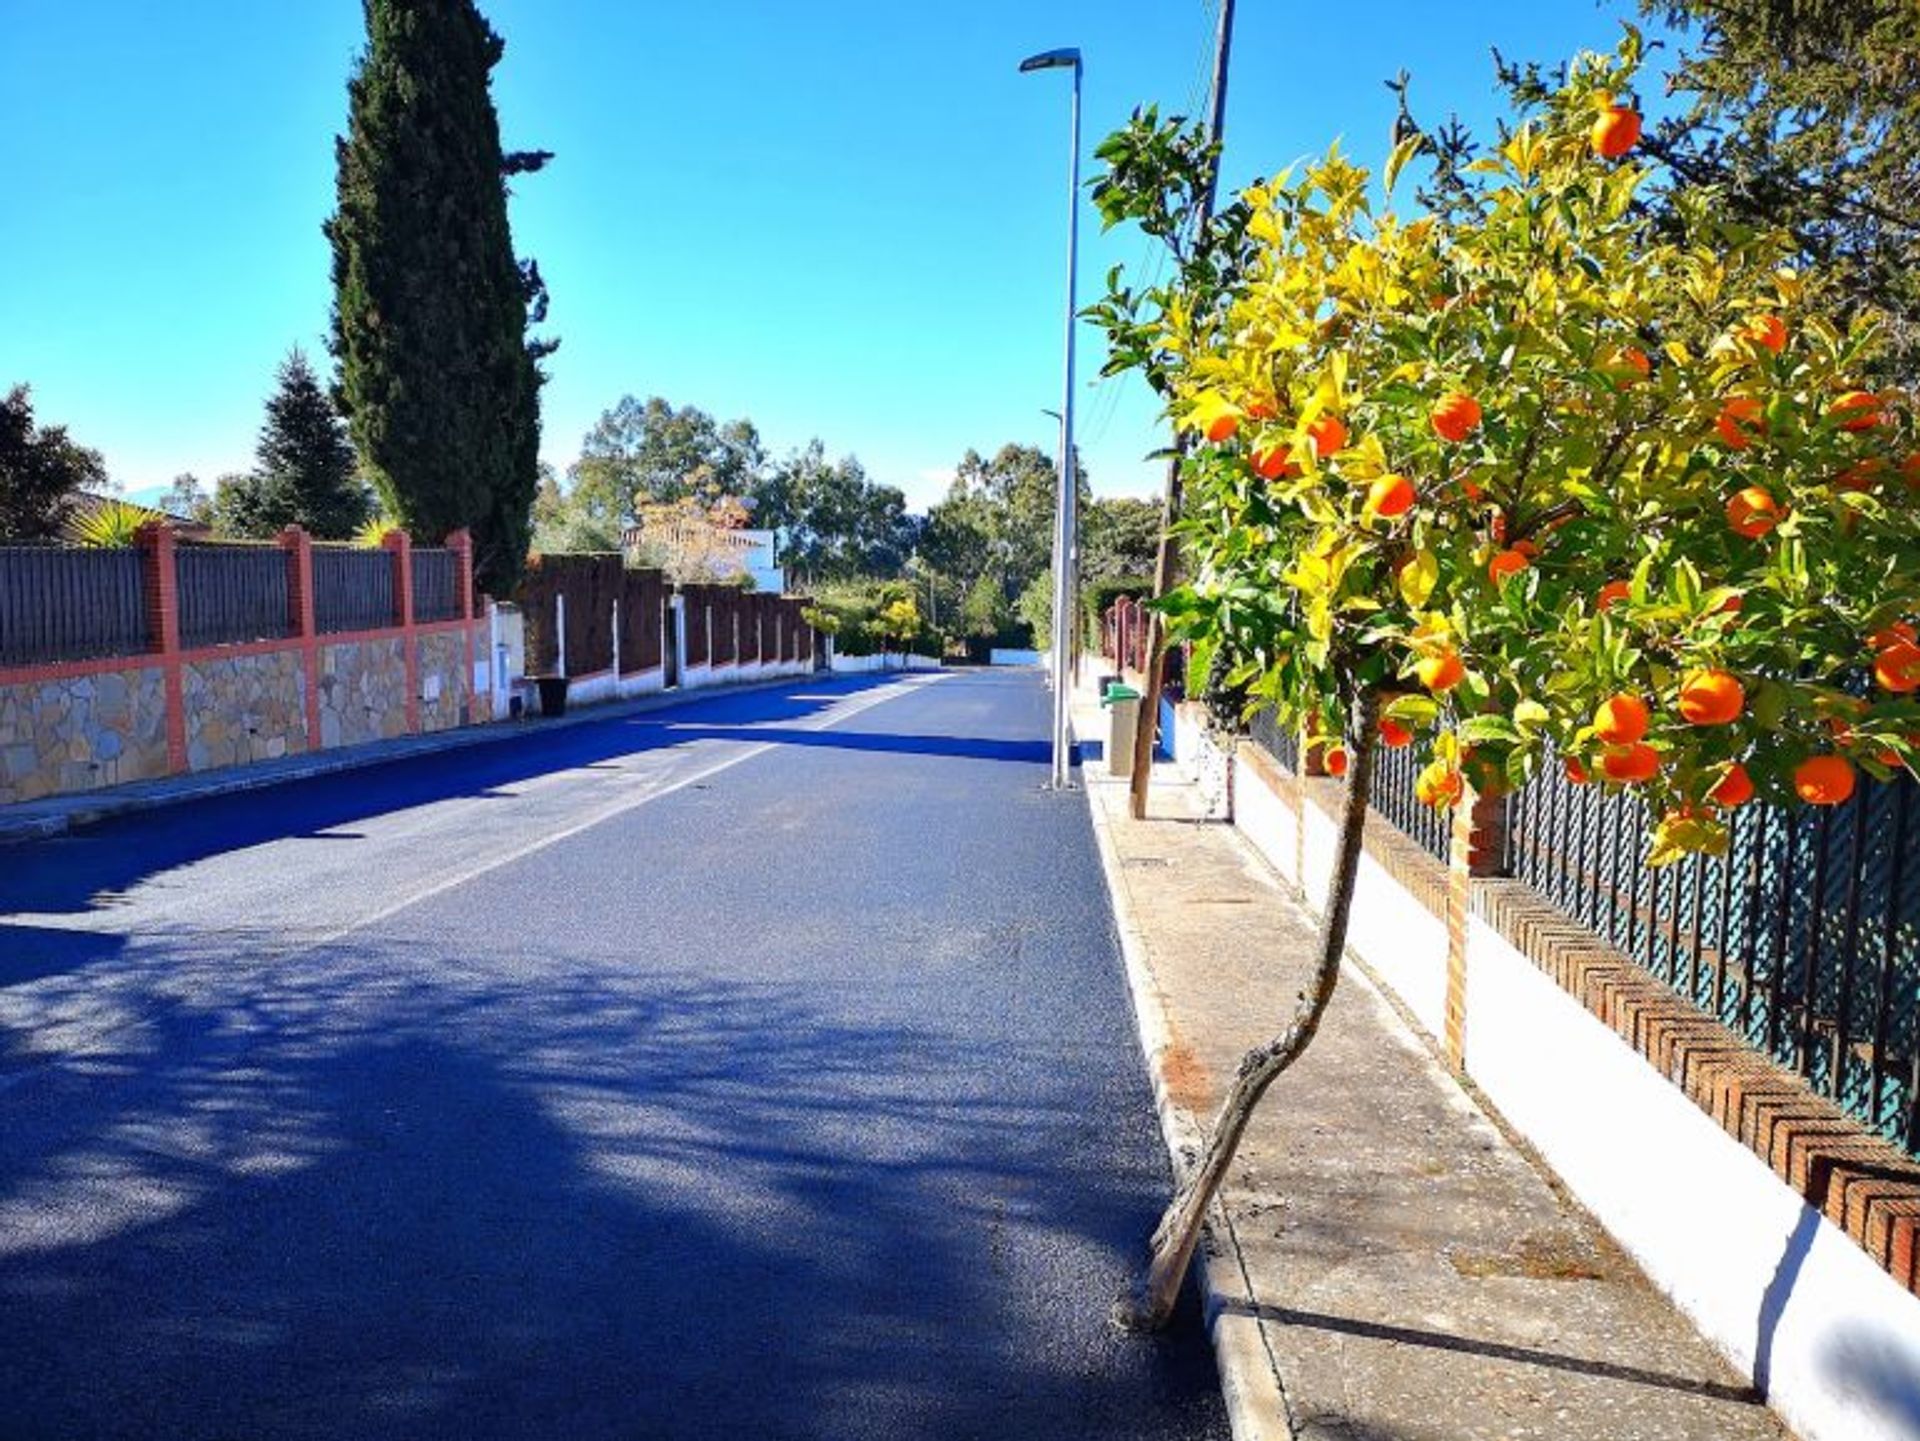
[[1020, 46, 1082, 791]]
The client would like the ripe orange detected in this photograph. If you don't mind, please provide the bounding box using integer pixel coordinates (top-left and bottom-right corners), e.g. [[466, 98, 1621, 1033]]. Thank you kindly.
[[1367, 473, 1415, 518], [1599, 345, 1651, 388], [1593, 693, 1650, 745], [1719, 593, 1744, 615], [1831, 390, 1884, 432], [1741, 314, 1788, 354], [1869, 620, 1918, 650], [1590, 105, 1642, 159], [1596, 579, 1632, 612], [1564, 755, 1590, 785], [1835, 458, 1887, 492], [1250, 444, 1299, 481], [1601, 742, 1660, 783], [1323, 744, 1350, 778], [1904, 454, 1920, 489], [1715, 396, 1765, 450], [1379, 717, 1413, 749], [1794, 754, 1856, 806], [1431, 392, 1483, 443], [1726, 487, 1781, 538], [1488, 549, 1530, 584], [1202, 409, 1240, 443], [1307, 415, 1348, 459], [1244, 397, 1280, 421], [1708, 762, 1754, 809], [1415, 761, 1463, 809], [1677, 669, 1745, 726], [1875, 639, 1920, 693], [1417, 649, 1465, 692]]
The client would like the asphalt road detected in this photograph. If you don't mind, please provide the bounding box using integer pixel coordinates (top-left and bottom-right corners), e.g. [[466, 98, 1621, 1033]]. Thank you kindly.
[[0, 669, 1228, 1441]]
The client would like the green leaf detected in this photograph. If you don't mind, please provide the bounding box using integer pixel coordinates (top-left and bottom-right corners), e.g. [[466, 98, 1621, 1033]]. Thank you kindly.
[[1459, 715, 1522, 746]]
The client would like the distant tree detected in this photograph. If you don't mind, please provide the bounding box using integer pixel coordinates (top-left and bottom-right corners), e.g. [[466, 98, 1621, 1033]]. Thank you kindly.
[[530, 461, 622, 554], [0, 385, 107, 539], [1081, 495, 1162, 581], [571, 396, 764, 524], [960, 571, 1013, 641], [158, 472, 213, 526], [327, 0, 554, 594], [764, 440, 914, 583], [1015, 570, 1055, 650]]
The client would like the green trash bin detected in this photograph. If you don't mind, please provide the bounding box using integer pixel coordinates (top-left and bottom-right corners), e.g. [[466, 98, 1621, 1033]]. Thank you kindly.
[[1101, 682, 1142, 776]]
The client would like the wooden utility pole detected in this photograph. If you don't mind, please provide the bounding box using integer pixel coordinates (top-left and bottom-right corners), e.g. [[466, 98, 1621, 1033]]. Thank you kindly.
[[1129, 0, 1236, 818]]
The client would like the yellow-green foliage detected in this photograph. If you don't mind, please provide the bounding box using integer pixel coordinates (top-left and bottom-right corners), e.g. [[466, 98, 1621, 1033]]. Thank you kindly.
[[1154, 30, 1920, 859]]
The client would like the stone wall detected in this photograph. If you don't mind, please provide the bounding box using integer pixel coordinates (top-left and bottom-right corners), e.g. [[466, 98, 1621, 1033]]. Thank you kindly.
[[0, 667, 169, 805], [317, 638, 409, 749], [417, 632, 468, 733], [182, 651, 308, 772]]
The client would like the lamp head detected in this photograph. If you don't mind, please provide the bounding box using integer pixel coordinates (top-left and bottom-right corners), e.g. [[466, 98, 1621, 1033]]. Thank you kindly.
[[1018, 47, 1081, 73]]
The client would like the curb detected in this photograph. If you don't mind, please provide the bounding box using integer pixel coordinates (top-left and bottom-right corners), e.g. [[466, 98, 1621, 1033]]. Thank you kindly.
[[0, 672, 854, 846], [1079, 762, 1293, 1441]]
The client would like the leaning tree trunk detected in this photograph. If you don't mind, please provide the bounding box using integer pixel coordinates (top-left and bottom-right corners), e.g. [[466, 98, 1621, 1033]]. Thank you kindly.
[[1115, 687, 1381, 1332]]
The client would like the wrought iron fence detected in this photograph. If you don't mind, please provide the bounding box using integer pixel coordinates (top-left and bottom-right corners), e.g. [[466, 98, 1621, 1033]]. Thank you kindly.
[[0, 545, 149, 667], [175, 543, 290, 650], [1508, 756, 1920, 1152], [1369, 739, 1452, 862], [411, 548, 460, 622], [1247, 705, 1299, 773], [313, 547, 396, 634]]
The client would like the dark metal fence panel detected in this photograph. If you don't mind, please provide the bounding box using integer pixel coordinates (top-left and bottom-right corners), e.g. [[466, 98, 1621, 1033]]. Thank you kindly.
[[313, 547, 396, 634], [1508, 754, 1920, 1153], [0, 545, 149, 666], [412, 549, 460, 622], [1248, 706, 1300, 774], [1369, 738, 1452, 862], [175, 543, 290, 650], [618, 569, 664, 673]]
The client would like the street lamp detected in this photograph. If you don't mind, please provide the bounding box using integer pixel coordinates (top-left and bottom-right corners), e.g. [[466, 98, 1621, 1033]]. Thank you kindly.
[[1020, 46, 1082, 791]]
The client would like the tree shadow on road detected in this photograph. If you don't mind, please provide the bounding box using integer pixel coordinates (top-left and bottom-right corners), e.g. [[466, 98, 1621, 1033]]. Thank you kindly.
[[0, 677, 900, 921], [0, 931, 1226, 1441]]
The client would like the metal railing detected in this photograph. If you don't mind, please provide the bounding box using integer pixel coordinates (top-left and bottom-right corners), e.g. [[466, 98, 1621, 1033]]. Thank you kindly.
[[1508, 755, 1920, 1152], [313, 547, 396, 634], [411, 548, 460, 622], [175, 543, 290, 650], [1247, 706, 1299, 774], [1370, 739, 1452, 862], [0, 545, 148, 666]]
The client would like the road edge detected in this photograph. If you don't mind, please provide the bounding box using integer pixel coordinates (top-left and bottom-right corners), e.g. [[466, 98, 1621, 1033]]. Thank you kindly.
[[1080, 769, 1293, 1441], [0, 672, 874, 847]]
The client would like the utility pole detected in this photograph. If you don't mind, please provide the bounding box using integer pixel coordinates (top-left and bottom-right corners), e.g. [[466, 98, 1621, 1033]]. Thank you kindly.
[[1128, 0, 1236, 819]]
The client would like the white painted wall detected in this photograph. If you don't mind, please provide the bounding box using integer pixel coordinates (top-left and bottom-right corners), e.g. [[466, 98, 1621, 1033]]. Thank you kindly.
[[990, 648, 1043, 666], [1220, 743, 1920, 1441]]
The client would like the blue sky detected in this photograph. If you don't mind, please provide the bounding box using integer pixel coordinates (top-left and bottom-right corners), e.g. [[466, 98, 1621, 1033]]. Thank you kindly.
[[3, 1, 1667, 510]]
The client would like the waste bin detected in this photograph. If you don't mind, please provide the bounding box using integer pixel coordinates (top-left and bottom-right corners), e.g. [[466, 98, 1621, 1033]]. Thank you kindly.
[[1101, 682, 1142, 777], [535, 675, 571, 718]]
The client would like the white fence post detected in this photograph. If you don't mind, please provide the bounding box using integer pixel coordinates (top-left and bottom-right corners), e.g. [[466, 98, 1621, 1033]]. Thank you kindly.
[[556, 593, 568, 678]]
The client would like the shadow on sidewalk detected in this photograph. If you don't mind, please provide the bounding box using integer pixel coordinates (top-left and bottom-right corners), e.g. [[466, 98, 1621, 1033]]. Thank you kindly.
[[1223, 1298, 1763, 1405]]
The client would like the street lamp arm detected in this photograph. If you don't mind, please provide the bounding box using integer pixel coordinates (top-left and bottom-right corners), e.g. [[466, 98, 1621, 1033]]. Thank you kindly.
[[1018, 47, 1081, 73]]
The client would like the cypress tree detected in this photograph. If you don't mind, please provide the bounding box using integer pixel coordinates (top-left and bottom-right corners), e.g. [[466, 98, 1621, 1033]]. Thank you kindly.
[[326, 0, 553, 593]]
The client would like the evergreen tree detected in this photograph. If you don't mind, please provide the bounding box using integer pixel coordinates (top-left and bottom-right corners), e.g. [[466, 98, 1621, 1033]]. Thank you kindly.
[[326, 0, 554, 593], [0, 385, 107, 540], [249, 348, 368, 538]]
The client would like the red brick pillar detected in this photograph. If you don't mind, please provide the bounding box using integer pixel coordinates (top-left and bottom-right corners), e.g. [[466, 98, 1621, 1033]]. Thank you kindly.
[[280, 526, 320, 752], [446, 529, 475, 723], [383, 529, 419, 733], [137, 522, 186, 773], [1444, 785, 1509, 1069]]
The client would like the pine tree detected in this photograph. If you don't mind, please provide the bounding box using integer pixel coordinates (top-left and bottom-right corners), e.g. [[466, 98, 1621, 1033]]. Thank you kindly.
[[326, 0, 553, 593], [251, 348, 368, 539]]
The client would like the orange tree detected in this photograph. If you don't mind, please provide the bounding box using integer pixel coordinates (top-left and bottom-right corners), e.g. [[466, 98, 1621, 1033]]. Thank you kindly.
[[1110, 29, 1920, 1329]]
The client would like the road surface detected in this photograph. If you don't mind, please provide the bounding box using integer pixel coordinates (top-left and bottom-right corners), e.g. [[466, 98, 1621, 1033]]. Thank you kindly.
[[0, 669, 1227, 1441]]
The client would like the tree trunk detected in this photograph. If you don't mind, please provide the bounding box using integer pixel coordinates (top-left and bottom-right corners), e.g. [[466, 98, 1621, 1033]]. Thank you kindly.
[[1114, 688, 1380, 1332]]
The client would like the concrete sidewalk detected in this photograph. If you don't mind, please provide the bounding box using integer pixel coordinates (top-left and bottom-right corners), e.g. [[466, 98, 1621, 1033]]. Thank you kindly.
[[0, 673, 830, 846], [1073, 686, 1794, 1440]]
